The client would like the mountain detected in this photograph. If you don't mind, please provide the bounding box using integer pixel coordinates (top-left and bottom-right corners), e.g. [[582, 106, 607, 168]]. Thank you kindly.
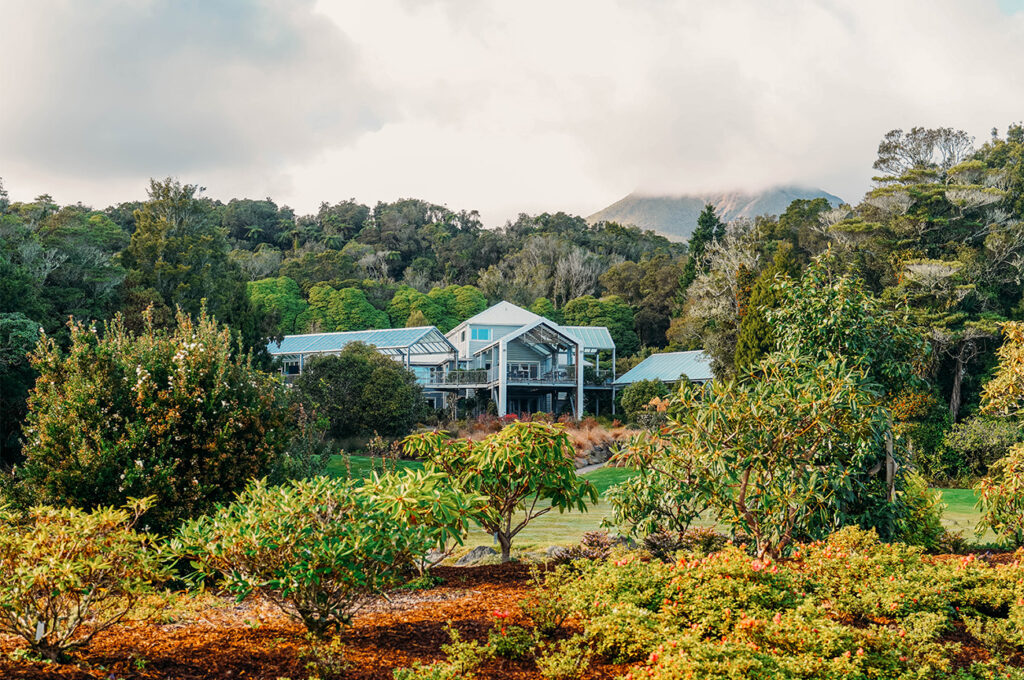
[[587, 185, 845, 242]]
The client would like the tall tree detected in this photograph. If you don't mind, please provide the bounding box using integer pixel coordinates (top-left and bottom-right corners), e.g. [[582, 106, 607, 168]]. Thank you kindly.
[[119, 179, 261, 349], [679, 204, 725, 294]]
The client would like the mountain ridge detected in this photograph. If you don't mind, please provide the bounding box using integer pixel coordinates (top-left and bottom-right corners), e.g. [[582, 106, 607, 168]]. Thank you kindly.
[[587, 185, 845, 241]]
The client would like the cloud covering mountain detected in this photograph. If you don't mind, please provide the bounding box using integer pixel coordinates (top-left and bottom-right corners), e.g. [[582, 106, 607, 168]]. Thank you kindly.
[[588, 186, 844, 241]]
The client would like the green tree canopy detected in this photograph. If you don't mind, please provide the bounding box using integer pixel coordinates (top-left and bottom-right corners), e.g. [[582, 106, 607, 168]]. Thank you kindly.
[[247, 276, 308, 335], [562, 294, 640, 356], [292, 342, 425, 438]]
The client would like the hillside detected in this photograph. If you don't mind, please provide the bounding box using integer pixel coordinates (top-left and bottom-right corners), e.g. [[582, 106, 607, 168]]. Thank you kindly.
[[588, 185, 845, 241]]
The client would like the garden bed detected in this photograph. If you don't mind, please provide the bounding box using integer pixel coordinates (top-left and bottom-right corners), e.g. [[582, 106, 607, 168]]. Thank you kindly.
[[0, 564, 627, 680]]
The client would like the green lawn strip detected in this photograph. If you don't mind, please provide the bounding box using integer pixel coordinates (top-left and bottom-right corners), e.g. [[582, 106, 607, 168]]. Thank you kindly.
[[328, 456, 991, 550], [325, 454, 422, 480]]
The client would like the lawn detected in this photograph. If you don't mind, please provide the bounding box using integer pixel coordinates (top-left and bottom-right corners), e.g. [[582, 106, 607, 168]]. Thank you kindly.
[[328, 456, 990, 550]]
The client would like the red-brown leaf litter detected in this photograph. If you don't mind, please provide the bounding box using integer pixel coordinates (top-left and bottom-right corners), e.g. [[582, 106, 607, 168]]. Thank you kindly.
[[0, 564, 629, 680]]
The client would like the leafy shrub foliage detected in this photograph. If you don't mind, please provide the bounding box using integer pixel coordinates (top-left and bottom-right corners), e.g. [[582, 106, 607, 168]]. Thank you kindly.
[[0, 498, 168, 661], [293, 343, 426, 439], [18, 308, 295, 533], [535, 635, 591, 680], [404, 421, 597, 562], [391, 625, 488, 680], [616, 352, 907, 558], [934, 417, 1022, 484], [619, 379, 669, 424], [977, 443, 1024, 547], [534, 527, 1024, 680], [173, 473, 479, 637], [605, 441, 709, 537], [975, 322, 1024, 546]]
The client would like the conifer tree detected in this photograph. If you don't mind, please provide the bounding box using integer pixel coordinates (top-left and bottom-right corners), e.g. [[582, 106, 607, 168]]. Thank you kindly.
[[679, 204, 724, 295]]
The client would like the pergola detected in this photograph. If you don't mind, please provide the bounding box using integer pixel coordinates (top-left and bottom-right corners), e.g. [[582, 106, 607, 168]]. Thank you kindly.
[[268, 326, 457, 372]]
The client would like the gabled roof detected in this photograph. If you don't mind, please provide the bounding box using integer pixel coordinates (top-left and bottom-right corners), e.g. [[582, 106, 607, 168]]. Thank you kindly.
[[450, 301, 616, 351], [614, 350, 713, 385], [268, 326, 456, 358], [472, 318, 580, 356], [560, 326, 616, 351], [454, 301, 543, 331]]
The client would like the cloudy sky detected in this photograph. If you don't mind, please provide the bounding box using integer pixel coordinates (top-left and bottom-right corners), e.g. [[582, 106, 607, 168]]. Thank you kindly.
[[1, 0, 1024, 225]]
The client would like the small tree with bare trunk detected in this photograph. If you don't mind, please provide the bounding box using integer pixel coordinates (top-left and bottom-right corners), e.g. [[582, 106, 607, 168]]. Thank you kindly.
[[404, 422, 597, 562]]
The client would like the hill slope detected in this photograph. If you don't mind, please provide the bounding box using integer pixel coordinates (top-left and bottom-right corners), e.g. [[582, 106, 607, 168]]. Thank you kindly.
[[588, 185, 844, 241]]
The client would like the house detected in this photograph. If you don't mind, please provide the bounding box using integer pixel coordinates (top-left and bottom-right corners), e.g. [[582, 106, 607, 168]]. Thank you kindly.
[[612, 350, 713, 388], [266, 301, 617, 418]]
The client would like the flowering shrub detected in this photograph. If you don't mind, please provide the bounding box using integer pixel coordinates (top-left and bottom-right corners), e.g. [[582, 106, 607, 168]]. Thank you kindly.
[[173, 473, 480, 637], [486, 623, 535, 659], [536, 527, 1024, 679], [0, 497, 168, 661], [18, 308, 295, 533]]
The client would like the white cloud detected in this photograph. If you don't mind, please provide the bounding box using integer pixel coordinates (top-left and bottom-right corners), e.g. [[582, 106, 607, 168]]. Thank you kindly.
[[2, 0, 1024, 223]]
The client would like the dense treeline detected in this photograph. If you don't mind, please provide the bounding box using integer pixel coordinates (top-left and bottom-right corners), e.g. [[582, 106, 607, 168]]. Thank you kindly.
[[0, 178, 683, 464], [2, 123, 1024, 473]]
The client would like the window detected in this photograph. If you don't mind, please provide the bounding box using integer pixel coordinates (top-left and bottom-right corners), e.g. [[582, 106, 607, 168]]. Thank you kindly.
[[461, 330, 466, 342], [471, 328, 491, 341]]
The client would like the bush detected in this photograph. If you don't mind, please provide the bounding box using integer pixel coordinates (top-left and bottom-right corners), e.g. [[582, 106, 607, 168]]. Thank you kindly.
[[605, 440, 709, 537], [561, 528, 1024, 680], [17, 308, 295, 534], [487, 624, 535, 659], [267, 403, 332, 485], [619, 379, 669, 424], [535, 635, 591, 680], [173, 473, 479, 637], [977, 443, 1024, 547], [0, 498, 168, 661], [392, 625, 488, 680], [643, 528, 729, 562], [937, 417, 1023, 484], [293, 343, 426, 439], [618, 352, 897, 559], [554, 530, 617, 563]]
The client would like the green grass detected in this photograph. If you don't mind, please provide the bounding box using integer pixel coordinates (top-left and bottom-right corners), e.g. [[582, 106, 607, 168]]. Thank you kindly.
[[328, 456, 991, 550], [325, 454, 421, 480]]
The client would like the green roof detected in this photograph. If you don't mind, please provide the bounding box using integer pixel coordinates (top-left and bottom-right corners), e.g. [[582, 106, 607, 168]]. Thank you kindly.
[[268, 327, 455, 357], [560, 326, 616, 351], [614, 351, 713, 385]]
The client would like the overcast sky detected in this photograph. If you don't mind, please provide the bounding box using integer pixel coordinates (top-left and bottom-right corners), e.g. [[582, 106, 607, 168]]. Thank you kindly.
[[2, 0, 1024, 226]]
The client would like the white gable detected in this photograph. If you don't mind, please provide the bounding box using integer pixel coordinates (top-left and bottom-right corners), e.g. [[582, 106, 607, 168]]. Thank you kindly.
[[459, 301, 543, 328]]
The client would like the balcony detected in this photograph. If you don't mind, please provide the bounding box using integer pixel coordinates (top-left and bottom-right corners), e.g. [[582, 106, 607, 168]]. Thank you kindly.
[[420, 366, 579, 387]]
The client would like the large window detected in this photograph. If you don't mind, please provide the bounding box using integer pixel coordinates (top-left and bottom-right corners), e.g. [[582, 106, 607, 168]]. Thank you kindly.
[[507, 362, 539, 380], [471, 328, 491, 341]]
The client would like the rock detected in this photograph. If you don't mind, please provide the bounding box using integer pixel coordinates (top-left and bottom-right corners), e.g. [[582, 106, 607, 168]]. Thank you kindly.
[[455, 545, 498, 566]]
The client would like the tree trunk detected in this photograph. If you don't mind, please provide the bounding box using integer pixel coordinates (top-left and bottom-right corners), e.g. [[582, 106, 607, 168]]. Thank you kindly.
[[497, 532, 512, 563], [949, 349, 965, 422]]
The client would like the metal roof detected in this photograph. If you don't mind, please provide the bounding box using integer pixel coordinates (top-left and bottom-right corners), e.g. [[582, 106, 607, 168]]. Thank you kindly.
[[613, 350, 713, 385], [560, 326, 615, 351], [268, 326, 456, 358], [472, 319, 579, 356]]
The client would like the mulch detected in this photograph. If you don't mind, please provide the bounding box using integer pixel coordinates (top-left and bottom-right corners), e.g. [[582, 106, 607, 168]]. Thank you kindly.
[[0, 564, 629, 680]]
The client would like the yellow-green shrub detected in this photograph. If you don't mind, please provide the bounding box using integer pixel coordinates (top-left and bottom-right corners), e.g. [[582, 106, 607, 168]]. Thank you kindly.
[[173, 473, 480, 637], [0, 498, 168, 661]]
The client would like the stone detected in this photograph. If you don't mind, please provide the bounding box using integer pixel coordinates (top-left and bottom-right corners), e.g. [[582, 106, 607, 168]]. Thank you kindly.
[[455, 545, 498, 566]]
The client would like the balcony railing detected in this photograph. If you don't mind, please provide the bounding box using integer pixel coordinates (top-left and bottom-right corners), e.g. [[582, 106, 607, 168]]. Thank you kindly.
[[420, 366, 580, 387]]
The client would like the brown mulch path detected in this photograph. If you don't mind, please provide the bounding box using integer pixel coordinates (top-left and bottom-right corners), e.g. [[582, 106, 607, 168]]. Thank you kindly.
[[0, 564, 629, 680]]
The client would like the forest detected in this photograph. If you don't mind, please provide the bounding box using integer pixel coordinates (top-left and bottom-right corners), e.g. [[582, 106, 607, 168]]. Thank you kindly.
[[2, 124, 1024, 483]]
